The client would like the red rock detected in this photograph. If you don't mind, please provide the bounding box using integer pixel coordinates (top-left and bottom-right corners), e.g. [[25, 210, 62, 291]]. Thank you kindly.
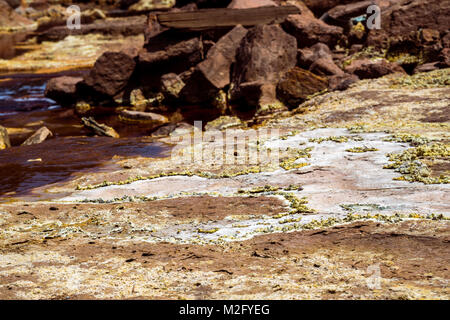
[[297, 47, 314, 68], [442, 32, 450, 48], [328, 73, 359, 91], [421, 29, 440, 44], [84, 51, 137, 97], [45, 76, 83, 106], [281, 1, 343, 48], [139, 36, 203, 74], [277, 67, 328, 108], [413, 62, 440, 74], [231, 81, 279, 109], [310, 57, 344, 76], [305, 43, 343, 76], [179, 69, 220, 104], [345, 59, 406, 79], [437, 48, 450, 68], [197, 25, 248, 89], [232, 24, 297, 86], [144, 13, 167, 43], [324, 0, 375, 27]]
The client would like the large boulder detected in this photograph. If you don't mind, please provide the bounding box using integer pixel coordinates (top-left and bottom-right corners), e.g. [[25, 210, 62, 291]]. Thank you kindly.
[[0, 125, 10, 150], [277, 67, 328, 108], [196, 25, 248, 89], [44, 76, 83, 106], [232, 24, 297, 86], [175, 24, 248, 105], [344, 58, 406, 79], [139, 36, 203, 74], [281, 0, 343, 48], [230, 24, 297, 110], [84, 50, 137, 97]]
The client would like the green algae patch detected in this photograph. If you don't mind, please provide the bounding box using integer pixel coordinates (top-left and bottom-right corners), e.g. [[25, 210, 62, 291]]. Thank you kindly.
[[346, 124, 375, 134], [340, 203, 389, 212], [346, 146, 379, 153], [278, 217, 302, 224], [197, 228, 220, 234], [76, 167, 267, 191], [384, 142, 450, 184], [280, 147, 313, 170], [309, 135, 363, 143], [389, 69, 450, 89], [238, 185, 281, 194], [276, 192, 316, 214], [341, 46, 387, 69], [383, 133, 432, 146]]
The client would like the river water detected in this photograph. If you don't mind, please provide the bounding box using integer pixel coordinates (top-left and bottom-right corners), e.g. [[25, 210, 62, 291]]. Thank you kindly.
[[0, 71, 170, 201]]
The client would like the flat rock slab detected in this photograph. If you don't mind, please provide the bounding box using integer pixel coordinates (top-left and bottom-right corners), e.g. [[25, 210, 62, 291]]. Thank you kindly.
[[157, 6, 300, 30]]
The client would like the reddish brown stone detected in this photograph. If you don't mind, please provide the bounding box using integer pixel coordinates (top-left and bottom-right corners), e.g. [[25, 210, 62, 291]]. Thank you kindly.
[[84, 51, 137, 97], [44, 76, 83, 106], [139, 36, 203, 74], [367, 0, 450, 47], [328, 73, 359, 91], [197, 25, 248, 89], [437, 48, 450, 68], [277, 67, 328, 108], [345, 59, 406, 79], [232, 24, 297, 86], [281, 1, 343, 48]]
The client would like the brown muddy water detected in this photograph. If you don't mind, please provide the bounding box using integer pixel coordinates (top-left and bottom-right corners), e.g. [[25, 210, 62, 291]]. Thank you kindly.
[[0, 71, 171, 201]]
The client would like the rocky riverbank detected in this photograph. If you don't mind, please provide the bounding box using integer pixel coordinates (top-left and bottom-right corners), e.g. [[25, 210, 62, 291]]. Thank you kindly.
[[0, 0, 448, 300]]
